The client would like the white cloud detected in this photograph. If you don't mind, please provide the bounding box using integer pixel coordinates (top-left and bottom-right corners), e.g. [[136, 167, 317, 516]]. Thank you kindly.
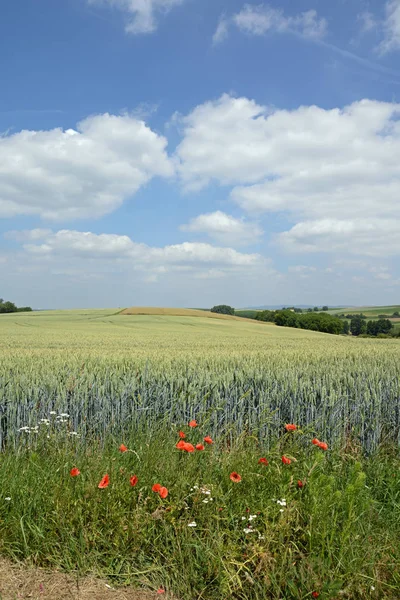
[[180, 211, 263, 246], [176, 93, 400, 256], [278, 219, 400, 257], [378, 0, 400, 54], [357, 11, 377, 34], [88, 0, 185, 34], [0, 113, 173, 220], [288, 265, 317, 274], [20, 229, 267, 271], [212, 15, 230, 45], [213, 4, 327, 44], [4, 229, 52, 242]]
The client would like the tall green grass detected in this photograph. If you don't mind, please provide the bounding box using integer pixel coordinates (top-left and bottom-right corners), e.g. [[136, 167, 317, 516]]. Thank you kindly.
[[0, 426, 399, 599]]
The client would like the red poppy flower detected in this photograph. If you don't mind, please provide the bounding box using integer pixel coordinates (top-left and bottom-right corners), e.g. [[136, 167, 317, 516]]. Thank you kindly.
[[318, 441, 328, 451], [297, 480, 305, 488], [159, 486, 168, 499], [312, 592, 320, 598], [204, 436, 213, 444], [230, 472, 242, 483], [152, 483, 161, 493], [157, 589, 165, 595], [196, 444, 205, 451], [179, 431, 186, 439], [119, 444, 128, 453], [258, 457, 268, 465], [189, 420, 198, 428], [281, 455, 291, 465], [312, 438, 320, 445], [70, 467, 80, 477], [98, 474, 110, 489], [285, 424, 297, 431], [176, 440, 186, 450], [130, 475, 138, 487], [183, 442, 195, 453]]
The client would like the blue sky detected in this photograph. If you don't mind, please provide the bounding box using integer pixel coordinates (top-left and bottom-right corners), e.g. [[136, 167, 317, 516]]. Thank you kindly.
[[1, 0, 400, 309]]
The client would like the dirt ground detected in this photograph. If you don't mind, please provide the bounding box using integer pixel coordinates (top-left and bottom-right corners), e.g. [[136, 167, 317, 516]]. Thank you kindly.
[[0, 559, 167, 600]]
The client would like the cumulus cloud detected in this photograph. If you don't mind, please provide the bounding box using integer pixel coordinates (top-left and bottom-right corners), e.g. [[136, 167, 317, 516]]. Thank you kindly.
[[0, 113, 173, 220], [278, 219, 400, 257], [180, 211, 263, 246], [176, 93, 400, 256], [213, 3, 327, 45], [19, 229, 267, 272], [378, 0, 400, 54], [88, 0, 185, 34]]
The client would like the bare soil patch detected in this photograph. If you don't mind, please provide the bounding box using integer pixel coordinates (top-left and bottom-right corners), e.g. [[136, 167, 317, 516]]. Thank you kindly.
[[0, 559, 164, 600]]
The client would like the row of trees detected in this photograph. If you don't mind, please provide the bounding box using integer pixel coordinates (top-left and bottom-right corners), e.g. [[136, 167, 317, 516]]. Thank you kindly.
[[0, 298, 32, 313], [257, 309, 346, 335], [210, 305, 398, 338], [349, 316, 394, 337]]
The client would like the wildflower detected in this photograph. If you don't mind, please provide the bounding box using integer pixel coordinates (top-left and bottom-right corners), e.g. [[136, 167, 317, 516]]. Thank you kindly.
[[157, 589, 165, 594], [297, 480, 305, 488], [159, 486, 168, 499], [152, 484, 162, 493], [189, 420, 198, 428], [60, 413, 69, 418], [281, 455, 291, 465], [258, 457, 268, 465], [130, 475, 138, 487], [248, 514, 257, 521], [312, 438, 320, 445], [119, 444, 128, 453], [277, 499, 287, 506], [70, 467, 81, 477], [312, 593, 320, 598], [285, 424, 297, 431], [318, 441, 328, 451], [179, 431, 186, 439], [98, 474, 110, 489], [5, 497, 11, 501], [49, 411, 56, 415], [204, 436, 213, 444], [183, 442, 195, 453], [196, 444, 205, 451], [243, 527, 253, 534], [176, 440, 186, 450], [230, 472, 242, 483], [188, 521, 197, 527]]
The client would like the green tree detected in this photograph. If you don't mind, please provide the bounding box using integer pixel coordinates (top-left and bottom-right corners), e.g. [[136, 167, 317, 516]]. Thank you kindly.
[[342, 320, 350, 335], [322, 306, 329, 311], [210, 305, 235, 316], [255, 310, 276, 322], [350, 316, 367, 336]]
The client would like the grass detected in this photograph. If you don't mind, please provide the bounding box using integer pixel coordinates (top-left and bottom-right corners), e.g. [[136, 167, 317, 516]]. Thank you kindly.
[[1, 423, 399, 599], [1, 309, 400, 598]]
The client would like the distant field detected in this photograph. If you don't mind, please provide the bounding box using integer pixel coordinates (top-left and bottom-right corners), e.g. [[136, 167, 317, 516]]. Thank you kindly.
[[121, 306, 249, 320], [329, 305, 400, 317]]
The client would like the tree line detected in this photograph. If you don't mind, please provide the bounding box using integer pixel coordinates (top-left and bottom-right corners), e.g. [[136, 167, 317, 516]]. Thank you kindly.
[[0, 298, 32, 313], [210, 305, 399, 338]]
